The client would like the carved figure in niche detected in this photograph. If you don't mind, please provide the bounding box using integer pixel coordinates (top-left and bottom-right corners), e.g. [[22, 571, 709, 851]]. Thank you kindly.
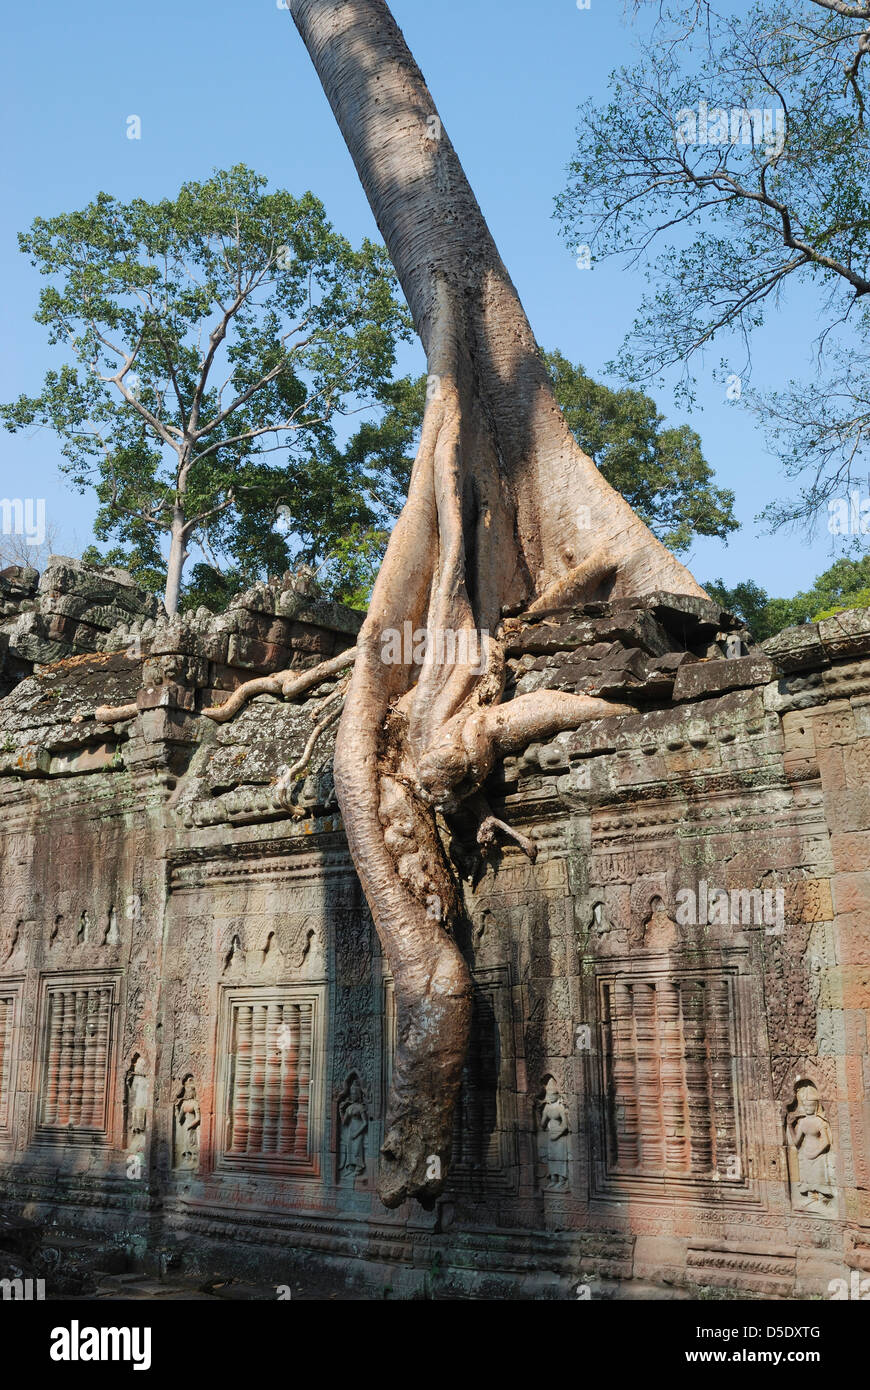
[[125, 1056, 149, 1151], [275, 915, 316, 970], [339, 1075, 369, 1175], [640, 896, 678, 952], [1, 921, 21, 965], [103, 907, 120, 947], [589, 902, 606, 938], [786, 1081, 837, 1213], [537, 1076, 570, 1190], [473, 908, 493, 946], [585, 901, 627, 954], [223, 930, 246, 974], [174, 1076, 201, 1169]]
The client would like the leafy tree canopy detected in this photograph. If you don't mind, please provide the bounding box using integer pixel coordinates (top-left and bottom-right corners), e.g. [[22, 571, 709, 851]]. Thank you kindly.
[[544, 350, 737, 553], [556, 0, 870, 538], [1, 165, 413, 612], [706, 555, 870, 640]]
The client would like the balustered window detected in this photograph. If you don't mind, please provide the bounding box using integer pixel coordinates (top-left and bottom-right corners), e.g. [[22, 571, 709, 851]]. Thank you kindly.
[[383, 966, 516, 1189], [0, 992, 17, 1134], [451, 988, 501, 1174], [218, 987, 323, 1175], [599, 972, 740, 1182], [35, 975, 119, 1143]]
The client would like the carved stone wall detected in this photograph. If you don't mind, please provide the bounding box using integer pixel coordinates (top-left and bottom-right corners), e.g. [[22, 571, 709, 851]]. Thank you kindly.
[[0, 566, 867, 1298]]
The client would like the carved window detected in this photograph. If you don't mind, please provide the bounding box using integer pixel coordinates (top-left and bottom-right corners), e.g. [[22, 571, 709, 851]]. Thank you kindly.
[[599, 973, 739, 1181], [36, 977, 118, 1142], [218, 988, 323, 1175], [0, 993, 17, 1133], [451, 967, 517, 1189], [452, 990, 500, 1172], [383, 966, 517, 1190]]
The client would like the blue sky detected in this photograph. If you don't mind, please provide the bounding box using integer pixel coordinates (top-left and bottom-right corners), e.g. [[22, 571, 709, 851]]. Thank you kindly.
[[0, 0, 855, 596]]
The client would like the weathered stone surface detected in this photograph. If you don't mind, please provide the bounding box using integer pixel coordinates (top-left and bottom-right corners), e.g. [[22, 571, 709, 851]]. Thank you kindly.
[[672, 653, 780, 701], [819, 607, 870, 661], [0, 556, 163, 688], [0, 582, 867, 1299], [763, 621, 829, 672]]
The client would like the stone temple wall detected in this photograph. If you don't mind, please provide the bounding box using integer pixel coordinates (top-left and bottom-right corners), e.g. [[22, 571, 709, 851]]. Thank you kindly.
[[0, 556, 868, 1298]]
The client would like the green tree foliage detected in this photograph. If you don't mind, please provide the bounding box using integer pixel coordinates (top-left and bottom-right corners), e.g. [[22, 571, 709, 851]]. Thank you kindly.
[[556, 1, 870, 536], [1, 165, 413, 613], [544, 350, 737, 552], [706, 556, 870, 640]]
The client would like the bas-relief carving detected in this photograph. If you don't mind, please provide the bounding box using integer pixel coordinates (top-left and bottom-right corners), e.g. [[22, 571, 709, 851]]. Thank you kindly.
[[581, 896, 630, 954], [629, 875, 677, 950], [786, 1080, 838, 1216], [338, 1074, 368, 1178], [102, 907, 121, 947], [466, 855, 569, 913], [0, 608, 864, 1299], [333, 908, 374, 988], [124, 1054, 149, 1153], [0, 920, 24, 968], [219, 916, 317, 978], [536, 1076, 570, 1191], [222, 926, 247, 975], [579, 893, 680, 957], [174, 1075, 201, 1169], [636, 897, 679, 952]]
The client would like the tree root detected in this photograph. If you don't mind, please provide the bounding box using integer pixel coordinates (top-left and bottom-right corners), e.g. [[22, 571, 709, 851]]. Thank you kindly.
[[94, 702, 138, 724], [286, 0, 709, 1214], [201, 647, 356, 722], [329, 296, 641, 1208], [91, 648, 357, 729], [477, 815, 537, 861], [273, 686, 347, 813], [525, 551, 619, 617]]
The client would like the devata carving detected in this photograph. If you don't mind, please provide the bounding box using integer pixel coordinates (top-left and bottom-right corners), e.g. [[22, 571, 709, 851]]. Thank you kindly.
[[786, 1081, 837, 1215], [124, 1054, 149, 1153], [338, 1074, 368, 1177], [536, 1077, 570, 1191], [284, 0, 706, 1207], [174, 1075, 201, 1170]]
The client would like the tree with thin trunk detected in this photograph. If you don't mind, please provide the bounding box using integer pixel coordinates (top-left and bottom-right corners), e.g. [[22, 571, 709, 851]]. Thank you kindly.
[[557, 0, 870, 537], [1, 166, 411, 614], [273, 0, 710, 1210]]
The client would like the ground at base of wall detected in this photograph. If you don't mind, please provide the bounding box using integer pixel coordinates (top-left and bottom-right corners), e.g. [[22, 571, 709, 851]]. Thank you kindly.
[[1, 1214, 784, 1301]]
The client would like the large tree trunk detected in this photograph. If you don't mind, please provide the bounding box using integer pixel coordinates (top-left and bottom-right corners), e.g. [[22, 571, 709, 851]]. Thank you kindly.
[[287, 0, 707, 1208]]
